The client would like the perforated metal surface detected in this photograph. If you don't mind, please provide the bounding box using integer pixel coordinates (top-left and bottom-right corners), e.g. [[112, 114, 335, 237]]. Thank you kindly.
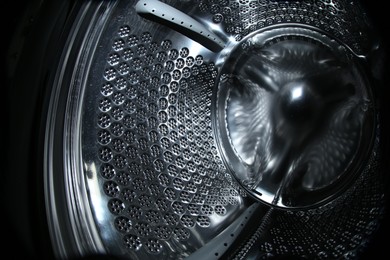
[[81, 1, 250, 258], [230, 140, 384, 259], [44, 0, 386, 259], [197, 0, 371, 54]]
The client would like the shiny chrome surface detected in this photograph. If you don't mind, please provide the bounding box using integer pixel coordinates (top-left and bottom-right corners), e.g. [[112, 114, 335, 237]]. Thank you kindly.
[[216, 27, 374, 208], [43, 0, 385, 259]]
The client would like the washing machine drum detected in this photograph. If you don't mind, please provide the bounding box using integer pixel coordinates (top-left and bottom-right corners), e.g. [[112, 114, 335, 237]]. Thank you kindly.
[[5, 0, 389, 259]]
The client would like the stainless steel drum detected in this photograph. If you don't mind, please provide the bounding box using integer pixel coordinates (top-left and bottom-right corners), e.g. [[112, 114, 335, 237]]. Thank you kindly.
[[11, 0, 386, 259]]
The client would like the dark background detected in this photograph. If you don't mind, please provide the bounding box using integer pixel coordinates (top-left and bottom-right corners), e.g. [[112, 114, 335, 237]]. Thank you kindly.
[[2, 0, 389, 259]]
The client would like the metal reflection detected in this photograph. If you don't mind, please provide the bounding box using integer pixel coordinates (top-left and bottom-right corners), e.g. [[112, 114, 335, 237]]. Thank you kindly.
[[216, 27, 374, 208]]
